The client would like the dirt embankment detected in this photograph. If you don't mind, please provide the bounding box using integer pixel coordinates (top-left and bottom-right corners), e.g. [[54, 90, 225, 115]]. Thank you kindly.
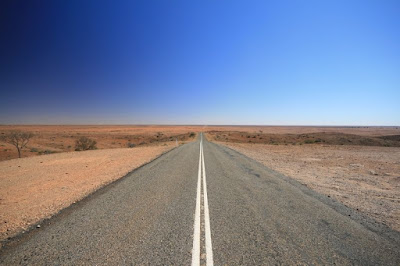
[[215, 141, 400, 232], [0, 144, 176, 246]]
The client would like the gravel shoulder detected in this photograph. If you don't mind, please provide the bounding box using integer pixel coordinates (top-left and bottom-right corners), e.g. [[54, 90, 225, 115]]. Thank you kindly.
[[0, 144, 175, 245], [216, 142, 400, 232]]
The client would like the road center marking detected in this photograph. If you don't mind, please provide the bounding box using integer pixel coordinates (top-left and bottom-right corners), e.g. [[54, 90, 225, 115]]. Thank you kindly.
[[202, 135, 214, 266], [191, 136, 202, 265], [192, 133, 214, 266]]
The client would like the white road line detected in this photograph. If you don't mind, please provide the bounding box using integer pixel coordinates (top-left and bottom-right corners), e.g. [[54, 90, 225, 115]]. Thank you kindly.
[[191, 137, 202, 266], [202, 135, 214, 266], [192, 133, 214, 266]]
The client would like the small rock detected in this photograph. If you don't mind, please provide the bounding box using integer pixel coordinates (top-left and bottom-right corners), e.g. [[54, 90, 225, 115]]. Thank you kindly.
[[369, 170, 378, 176], [36, 225, 41, 228]]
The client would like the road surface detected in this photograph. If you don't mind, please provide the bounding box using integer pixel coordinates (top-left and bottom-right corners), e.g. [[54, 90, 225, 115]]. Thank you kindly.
[[1, 134, 399, 265]]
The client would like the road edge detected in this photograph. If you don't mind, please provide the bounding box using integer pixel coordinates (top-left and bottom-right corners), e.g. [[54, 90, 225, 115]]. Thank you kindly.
[[0, 143, 185, 253]]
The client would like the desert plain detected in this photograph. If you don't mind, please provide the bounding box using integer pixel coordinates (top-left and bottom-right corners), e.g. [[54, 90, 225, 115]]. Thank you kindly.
[[0, 125, 399, 247]]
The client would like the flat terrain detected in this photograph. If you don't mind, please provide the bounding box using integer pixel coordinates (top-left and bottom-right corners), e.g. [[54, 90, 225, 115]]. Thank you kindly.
[[205, 125, 400, 136], [0, 144, 174, 245], [207, 128, 400, 147], [1, 136, 399, 265], [1, 125, 400, 263], [1, 125, 399, 161], [0, 125, 198, 161]]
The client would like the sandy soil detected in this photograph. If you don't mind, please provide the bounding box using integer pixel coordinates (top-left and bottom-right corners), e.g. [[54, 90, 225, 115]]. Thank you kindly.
[[217, 142, 400, 232], [0, 144, 175, 245]]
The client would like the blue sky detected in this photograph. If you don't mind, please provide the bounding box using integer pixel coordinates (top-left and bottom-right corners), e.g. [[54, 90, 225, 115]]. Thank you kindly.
[[0, 0, 399, 125]]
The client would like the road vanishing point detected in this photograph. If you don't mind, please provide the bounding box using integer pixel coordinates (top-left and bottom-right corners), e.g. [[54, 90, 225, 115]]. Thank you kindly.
[[1, 134, 399, 265]]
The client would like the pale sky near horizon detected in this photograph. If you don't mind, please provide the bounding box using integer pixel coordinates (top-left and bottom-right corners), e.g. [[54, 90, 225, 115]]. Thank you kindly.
[[1, 0, 399, 125]]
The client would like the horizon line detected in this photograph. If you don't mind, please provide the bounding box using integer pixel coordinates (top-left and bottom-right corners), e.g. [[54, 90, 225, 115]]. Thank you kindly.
[[0, 124, 399, 127]]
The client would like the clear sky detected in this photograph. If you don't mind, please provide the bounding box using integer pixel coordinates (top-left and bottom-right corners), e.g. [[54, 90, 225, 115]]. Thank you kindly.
[[1, 0, 399, 125]]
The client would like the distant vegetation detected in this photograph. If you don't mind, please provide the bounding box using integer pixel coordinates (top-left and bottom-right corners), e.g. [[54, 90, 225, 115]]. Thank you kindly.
[[38, 150, 57, 155], [209, 131, 400, 147], [2, 131, 34, 158], [75, 136, 97, 151]]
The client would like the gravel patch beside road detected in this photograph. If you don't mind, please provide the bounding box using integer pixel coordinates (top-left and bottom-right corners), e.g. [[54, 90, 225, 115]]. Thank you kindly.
[[0, 144, 174, 245]]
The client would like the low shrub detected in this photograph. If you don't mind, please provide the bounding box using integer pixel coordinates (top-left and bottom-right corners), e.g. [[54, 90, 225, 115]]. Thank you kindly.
[[75, 136, 97, 151], [38, 150, 56, 155], [127, 142, 136, 148]]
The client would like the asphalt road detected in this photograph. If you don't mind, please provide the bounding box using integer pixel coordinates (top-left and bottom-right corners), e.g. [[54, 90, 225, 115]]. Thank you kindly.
[[1, 134, 399, 265]]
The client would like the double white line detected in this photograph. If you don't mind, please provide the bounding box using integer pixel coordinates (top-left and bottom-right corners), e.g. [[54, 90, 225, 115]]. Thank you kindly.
[[192, 134, 214, 266]]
